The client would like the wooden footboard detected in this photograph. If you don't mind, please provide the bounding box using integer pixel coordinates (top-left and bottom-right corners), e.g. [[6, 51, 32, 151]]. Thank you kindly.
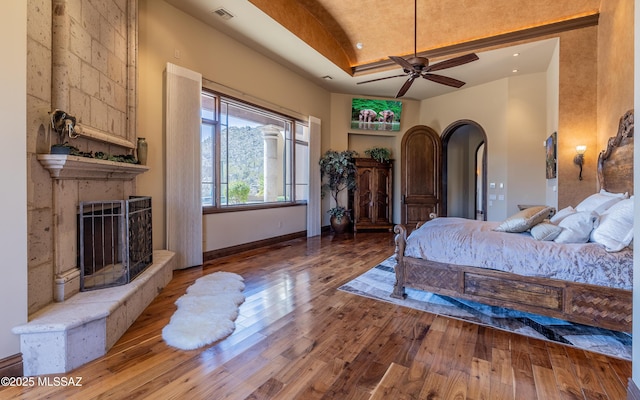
[[392, 224, 632, 332]]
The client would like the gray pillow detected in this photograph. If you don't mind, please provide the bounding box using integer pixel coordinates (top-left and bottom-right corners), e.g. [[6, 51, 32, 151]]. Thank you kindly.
[[530, 222, 562, 241]]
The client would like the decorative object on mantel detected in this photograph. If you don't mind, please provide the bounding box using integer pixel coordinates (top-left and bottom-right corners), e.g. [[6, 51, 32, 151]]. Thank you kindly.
[[50, 143, 73, 155], [364, 147, 392, 163], [49, 109, 78, 140], [48, 109, 142, 164], [48, 142, 140, 164], [137, 137, 148, 165], [319, 149, 358, 233]]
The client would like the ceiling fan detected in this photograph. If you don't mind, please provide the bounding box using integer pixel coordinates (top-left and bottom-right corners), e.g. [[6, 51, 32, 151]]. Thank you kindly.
[[357, 0, 479, 98]]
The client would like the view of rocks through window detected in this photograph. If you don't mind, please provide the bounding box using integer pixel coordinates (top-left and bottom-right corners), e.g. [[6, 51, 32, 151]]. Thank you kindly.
[[202, 125, 267, 205]]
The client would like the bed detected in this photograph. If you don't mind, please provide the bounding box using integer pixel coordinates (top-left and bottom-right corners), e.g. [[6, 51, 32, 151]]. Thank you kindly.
[[392, 110, 634, 332]]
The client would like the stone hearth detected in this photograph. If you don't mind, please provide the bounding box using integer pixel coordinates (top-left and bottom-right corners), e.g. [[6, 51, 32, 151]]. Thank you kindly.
[[13, 250, 175, 376]]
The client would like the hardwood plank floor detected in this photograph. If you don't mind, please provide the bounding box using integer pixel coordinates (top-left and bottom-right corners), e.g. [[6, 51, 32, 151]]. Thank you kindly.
[[2, 232, 631, 399]]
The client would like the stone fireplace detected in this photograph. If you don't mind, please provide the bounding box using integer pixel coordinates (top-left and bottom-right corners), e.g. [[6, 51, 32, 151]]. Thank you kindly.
[[18, 0, 176, 375], [38, 155, 150, 301], [13, 155, 175, 376]]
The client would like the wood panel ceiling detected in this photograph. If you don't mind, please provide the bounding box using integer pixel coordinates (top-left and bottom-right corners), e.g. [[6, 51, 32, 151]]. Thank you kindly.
[[249, 0, 600, 69]]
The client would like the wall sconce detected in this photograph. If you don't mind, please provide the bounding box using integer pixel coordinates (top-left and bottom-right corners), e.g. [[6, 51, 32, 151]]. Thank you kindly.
[[574, 145, 587, 180]]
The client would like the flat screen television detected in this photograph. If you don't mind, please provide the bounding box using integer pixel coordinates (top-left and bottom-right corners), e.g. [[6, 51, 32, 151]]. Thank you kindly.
[[351, 98, 402, 131]]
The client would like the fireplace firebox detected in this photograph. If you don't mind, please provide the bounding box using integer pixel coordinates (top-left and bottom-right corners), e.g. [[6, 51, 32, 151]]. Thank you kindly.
[[78, 196, 153, 291]]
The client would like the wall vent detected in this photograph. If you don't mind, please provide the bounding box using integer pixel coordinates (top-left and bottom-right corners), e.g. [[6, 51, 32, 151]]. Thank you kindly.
[[212, 8, 234, 20]]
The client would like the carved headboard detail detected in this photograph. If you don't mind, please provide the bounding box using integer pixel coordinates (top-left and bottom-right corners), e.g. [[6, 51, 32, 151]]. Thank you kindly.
[[597, 110, 634, 195]]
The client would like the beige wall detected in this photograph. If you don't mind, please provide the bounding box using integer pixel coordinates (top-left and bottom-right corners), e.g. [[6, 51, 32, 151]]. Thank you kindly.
[[137, 0, 332, 252], [0, 0, 28, 360], [557, 0, 633, 207], [507, 72, 549, 215], [420, 79, 512, 220], [557, 27, 599, 208], [597, 0, 634, 160]]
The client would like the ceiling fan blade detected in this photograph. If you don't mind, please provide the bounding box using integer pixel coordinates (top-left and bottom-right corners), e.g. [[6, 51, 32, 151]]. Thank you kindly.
[[395, 77, 416, 98], [427, 53, 479, 72], [423, 73, 466, 88], [356, 74, 408, 85], [389, 55, 416, 72]]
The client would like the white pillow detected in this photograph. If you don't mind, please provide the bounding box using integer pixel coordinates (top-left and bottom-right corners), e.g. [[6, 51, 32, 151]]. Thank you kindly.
[[530, 223, 563, 241], [550, 206, 575, 224], [553, 211, 598, 244], [575, 193, 623, 215], [590, 198, 634, 252], [599, 189, 629, 198]]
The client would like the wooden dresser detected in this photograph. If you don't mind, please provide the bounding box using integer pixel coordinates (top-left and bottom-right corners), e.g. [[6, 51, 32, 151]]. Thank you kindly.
[[352, 158, 393, 231]]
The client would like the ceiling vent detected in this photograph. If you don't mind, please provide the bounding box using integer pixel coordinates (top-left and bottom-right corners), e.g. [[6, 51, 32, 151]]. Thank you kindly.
[[212, 8, 234, 20]]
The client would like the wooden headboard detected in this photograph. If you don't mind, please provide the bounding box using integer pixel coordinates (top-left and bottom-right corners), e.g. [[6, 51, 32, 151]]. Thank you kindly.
[[598, 110, 634, 195]]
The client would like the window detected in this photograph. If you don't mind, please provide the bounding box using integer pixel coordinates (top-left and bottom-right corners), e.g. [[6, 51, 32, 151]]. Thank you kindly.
[[201, 90, 309, 210]]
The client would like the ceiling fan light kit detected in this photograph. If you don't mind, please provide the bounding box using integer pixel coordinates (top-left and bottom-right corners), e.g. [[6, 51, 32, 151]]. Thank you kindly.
[[357, 0, 479, 98]]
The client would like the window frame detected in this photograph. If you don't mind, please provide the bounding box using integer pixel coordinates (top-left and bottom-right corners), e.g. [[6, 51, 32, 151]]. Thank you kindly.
[[201, 89, 308, 214]]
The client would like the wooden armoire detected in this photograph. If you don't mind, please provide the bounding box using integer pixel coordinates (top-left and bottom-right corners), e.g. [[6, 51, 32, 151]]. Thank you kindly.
[[352, 158, 393, 231]]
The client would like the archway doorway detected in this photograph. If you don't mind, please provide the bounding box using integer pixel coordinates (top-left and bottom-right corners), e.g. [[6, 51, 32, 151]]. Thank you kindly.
[[442, 120, 487, 220]]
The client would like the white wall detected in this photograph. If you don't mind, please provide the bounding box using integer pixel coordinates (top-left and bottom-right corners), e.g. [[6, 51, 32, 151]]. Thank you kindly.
[[0, 0, 27, 359]]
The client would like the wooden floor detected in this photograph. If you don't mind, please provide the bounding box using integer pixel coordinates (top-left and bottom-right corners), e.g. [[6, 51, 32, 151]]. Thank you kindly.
[[2, 232, 631, 399]]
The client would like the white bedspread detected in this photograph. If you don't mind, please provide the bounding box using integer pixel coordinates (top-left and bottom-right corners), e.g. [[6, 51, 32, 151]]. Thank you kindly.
[[403, 217, 633, 290]]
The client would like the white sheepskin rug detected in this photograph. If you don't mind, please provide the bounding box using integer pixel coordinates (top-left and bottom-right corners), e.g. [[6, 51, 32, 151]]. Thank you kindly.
[[162, 271, 245, 350]]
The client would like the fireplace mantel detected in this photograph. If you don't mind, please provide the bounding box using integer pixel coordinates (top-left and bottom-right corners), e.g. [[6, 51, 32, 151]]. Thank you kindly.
[[37, 154, 149, 180]]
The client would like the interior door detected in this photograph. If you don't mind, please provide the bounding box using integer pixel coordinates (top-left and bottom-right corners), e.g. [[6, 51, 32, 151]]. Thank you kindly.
[[401, 125, 442, 227]]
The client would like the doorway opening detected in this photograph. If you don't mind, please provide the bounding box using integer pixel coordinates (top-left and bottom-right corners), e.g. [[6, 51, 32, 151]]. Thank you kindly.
[[442, 120, 487, 220]]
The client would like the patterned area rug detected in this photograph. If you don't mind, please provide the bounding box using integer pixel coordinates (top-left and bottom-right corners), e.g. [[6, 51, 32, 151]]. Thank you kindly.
[[339, 256, 631, 360]]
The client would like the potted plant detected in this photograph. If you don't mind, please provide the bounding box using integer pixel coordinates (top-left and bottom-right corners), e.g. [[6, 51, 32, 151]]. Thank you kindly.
[[364, 147, 391, 163], [319, 149, 358, 233], [50, 142, 77, 155]]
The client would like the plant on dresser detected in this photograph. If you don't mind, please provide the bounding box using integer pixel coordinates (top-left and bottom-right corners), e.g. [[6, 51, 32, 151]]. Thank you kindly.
[[364, 147, 392, 163]]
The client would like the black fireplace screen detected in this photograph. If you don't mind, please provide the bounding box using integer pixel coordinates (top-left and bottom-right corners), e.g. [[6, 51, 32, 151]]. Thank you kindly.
[[78, 196, 153, 291]]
